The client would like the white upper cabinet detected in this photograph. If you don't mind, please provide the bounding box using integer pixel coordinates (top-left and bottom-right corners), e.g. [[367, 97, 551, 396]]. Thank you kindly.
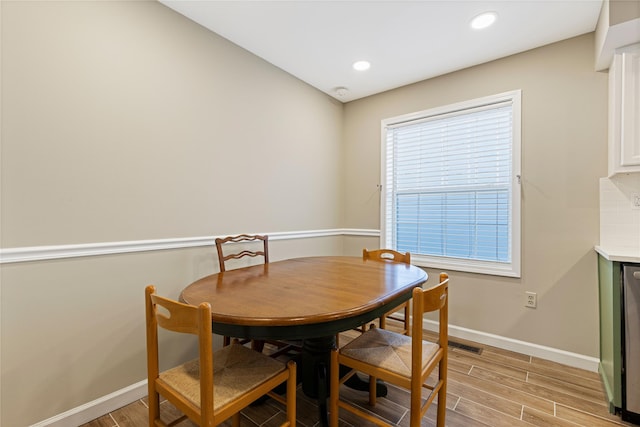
[[609, 44, 640, 176]]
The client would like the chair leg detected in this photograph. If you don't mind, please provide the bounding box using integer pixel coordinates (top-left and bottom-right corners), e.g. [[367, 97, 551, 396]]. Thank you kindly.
[[148, 391, 159, 427], [368, 375, 377, 406], [410, 384, 422, 427], [403, 303, 410, 336], [329, 349, 340, 427], [286, 360, 297, 427], [379, 314, 387, 329], [223, 336, 231, 346], [252, 339, 265, 352], [436, 391, 447, 426], [436, 373, 447, 426]]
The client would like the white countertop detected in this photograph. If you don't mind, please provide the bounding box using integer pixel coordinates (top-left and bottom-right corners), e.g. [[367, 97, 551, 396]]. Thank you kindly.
[[595, 246, 640, 263]]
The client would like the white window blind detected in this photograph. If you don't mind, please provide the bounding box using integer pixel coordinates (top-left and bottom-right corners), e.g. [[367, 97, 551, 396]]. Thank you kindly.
[[382, 91, 521, 277]]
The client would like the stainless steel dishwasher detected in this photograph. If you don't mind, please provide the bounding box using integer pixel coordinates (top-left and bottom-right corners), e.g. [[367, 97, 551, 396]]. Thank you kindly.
[[623, 264, 640, 423]]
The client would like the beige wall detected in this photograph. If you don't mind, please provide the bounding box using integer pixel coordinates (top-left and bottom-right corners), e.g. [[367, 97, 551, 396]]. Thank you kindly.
[[343, 33, 608, 356], [610, 0, 640, 26], [1, 0, 344, 248], [1, 1, 609, 425], [0, 1, 344, 425]]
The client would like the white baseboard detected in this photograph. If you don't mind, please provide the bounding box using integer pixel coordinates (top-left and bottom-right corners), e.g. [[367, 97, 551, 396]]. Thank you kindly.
[[30, 380, 147, 427], [424, 319, 600, 372]]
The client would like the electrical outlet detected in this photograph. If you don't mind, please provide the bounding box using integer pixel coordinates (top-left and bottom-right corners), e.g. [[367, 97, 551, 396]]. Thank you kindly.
[[633, 193, 640, 210], [525, 291, 537, 308]]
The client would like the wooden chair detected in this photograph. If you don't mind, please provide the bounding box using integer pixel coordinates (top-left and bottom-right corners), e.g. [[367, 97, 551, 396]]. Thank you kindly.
[[329, 273, 449, 427], [216, 234, 269, 273], [145, 285, 296, 427], [363, 249, 412, 336], [215, 234, 300, 357], [216, 234, 269, 348]]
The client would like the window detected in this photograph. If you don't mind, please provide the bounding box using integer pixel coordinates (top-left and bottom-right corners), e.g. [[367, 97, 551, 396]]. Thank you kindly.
[[381, 91, 521, 277]]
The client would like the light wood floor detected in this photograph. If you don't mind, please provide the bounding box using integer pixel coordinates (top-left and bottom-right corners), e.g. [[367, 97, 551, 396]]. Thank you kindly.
[[81, 325, 636, 427]]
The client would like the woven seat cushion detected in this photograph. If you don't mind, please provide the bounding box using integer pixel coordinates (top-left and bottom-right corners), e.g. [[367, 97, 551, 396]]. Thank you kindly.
[[159, 343, 286, 410], [340, 327, 439, 377]]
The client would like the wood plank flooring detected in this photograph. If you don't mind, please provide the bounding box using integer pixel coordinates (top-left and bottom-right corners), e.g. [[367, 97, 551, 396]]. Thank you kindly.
[[81, 324, 637, 427]]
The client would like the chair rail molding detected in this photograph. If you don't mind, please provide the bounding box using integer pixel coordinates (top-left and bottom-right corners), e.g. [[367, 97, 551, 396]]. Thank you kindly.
[[0, 228, 380, 264]]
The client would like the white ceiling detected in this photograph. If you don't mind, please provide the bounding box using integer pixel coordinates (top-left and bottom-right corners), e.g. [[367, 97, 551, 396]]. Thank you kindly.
[[159, 0, 604, 102]]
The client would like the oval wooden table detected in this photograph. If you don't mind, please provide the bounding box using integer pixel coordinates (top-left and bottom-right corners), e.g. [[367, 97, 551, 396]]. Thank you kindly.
[[180, 256, 428, 425]]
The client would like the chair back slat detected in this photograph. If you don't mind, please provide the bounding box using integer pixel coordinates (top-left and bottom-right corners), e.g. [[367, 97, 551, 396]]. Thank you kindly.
[[419, 273, 449, 312], [363, 248, 410, 264], [150, 293, 207, 335], [216, 234, 269, 272]]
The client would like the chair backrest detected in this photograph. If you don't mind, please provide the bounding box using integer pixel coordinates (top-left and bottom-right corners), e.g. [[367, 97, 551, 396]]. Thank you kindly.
[[411, 272, 449, 373], [145, 285, 214, 420], [363, 248, 411, 264], [216, 234, 269, 272]]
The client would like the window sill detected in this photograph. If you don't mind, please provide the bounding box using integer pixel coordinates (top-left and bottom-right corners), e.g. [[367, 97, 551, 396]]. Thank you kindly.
[[412, 254, 521, 278]]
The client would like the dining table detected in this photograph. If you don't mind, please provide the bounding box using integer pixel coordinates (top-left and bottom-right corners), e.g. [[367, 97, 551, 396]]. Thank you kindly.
[[180, 255, 428, 425]]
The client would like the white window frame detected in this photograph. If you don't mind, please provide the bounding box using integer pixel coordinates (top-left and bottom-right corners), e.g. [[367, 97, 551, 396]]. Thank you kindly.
[[380, 90, 521, 278]]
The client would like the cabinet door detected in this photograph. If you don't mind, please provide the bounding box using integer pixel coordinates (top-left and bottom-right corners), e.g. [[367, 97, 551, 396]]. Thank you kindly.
[[609, 45, 640, 176], [620, 49, 640, 167], [599, 255, 622, 412]]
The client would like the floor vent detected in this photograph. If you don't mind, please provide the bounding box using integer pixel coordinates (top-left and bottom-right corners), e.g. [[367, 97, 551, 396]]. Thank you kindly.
[[449, 340, 483, 354]]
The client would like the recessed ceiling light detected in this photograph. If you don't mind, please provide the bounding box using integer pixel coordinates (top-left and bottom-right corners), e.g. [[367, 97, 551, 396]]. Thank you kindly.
[[471, 12, 497, 30], [353, 60, 371, 71]]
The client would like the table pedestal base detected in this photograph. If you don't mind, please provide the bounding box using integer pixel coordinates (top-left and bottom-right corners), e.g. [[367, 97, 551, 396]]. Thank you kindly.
[[301, 336, 332, 426], [301, 336, 334, 398], [300, 335, 388, 427]]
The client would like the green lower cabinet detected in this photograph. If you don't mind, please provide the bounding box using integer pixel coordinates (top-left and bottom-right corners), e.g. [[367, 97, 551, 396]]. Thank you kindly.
[[598, 254, 622, 413]]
